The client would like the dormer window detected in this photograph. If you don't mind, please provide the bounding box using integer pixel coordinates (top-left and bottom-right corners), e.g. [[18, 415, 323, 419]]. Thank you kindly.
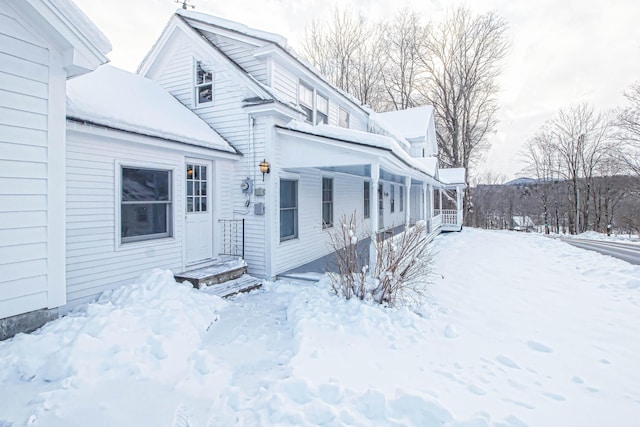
[[316, 94, 328, 125], [299, 82, 314, 122], [339, 107, 350, 128], [195, 61, 213, 105]]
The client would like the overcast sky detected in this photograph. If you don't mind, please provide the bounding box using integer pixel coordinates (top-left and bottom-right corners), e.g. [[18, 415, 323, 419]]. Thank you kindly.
[[73, 0, 640, 181]]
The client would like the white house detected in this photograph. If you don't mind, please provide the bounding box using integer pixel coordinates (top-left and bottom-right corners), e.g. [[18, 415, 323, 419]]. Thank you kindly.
[[0, 0, 110, 338], [1, 5, 465, 338], [137, 10, 465, 280]]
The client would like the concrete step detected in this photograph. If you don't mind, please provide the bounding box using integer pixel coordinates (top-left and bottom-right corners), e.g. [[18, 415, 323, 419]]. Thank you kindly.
[[200, 274, 263, 298], [174, 257, 247, 289]]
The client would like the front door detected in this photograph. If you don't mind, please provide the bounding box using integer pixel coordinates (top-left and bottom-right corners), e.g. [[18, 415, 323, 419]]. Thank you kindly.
[[378, 183, 384, 229], [185, 161, 213, 265]]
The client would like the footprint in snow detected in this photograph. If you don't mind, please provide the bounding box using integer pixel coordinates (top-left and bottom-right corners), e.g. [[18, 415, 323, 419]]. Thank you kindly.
[[527, 340, 553, 353], [467, 384, 486, 396], [543, 392, 566, 401], [444, 324, 459, 338], [496, 355, 520, 369]]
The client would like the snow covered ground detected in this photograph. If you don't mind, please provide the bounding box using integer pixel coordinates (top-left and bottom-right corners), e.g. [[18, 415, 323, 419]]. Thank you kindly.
[[1, 229, 639, 426], [568, 230, 640, 244]]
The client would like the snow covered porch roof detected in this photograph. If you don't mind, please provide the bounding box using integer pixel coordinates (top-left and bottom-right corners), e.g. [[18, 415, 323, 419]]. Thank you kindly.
[[275, 121, 439, 185], [438, 168, 466, 188]]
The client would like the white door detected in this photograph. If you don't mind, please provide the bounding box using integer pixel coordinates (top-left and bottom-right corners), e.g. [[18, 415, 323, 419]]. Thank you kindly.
[[185, 161, 213, 265]]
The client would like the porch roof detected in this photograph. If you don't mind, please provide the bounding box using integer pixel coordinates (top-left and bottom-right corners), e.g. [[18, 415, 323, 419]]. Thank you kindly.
[[438, 168, 466, 186], [276, 121, 440, 183]]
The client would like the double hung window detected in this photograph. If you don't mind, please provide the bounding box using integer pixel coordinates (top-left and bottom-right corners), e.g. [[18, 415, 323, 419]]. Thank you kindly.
[[195, 61, 213, 105], [298, 82, 314, 122], [280, 179, 298, 241], [322, 177, 333, 228], [121, 167, 172, 243], [363, 181, 370, 219], [316, 94, 328, 124], [339, 108, 350, 128]]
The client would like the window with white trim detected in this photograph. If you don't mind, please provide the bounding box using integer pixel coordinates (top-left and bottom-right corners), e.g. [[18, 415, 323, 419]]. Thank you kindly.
[[195, 60, 213, 105], [121, 167, 172, 242], [299, 82, 314, 122], [339, 107, 350, 128], [322, 177, 333, 228], [390, 184, 395, 213], [400, 185, 404, 212], [363, 181, 370, 219], [280, 179, 298, 241], [316, 94, 328, 125]]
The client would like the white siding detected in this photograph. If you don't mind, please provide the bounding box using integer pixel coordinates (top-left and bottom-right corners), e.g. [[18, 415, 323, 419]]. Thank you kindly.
[[200, 31, 268, 85], [145, 30, 269, 277], [273, 171, 369, 275], [65, 129, 237, 308], [272, 62, 297, 105], [0, 8, 53, 318]]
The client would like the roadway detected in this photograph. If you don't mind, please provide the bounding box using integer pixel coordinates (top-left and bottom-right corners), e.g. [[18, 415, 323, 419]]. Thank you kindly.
[[558, 237, 640, 265]]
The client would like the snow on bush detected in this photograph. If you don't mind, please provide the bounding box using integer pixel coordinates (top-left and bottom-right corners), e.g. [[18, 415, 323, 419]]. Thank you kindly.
[[326, 213, 433, 306]]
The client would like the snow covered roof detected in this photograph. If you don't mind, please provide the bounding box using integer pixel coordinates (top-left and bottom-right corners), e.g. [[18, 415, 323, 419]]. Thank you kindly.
[[512, 216, 536, 227], [412, 157, 439, 178], [438, 168, 466, 185], [376, 106, 434, 140], [51, 0, 112, 55], [177, 9, 288, 48], [282, 121, 436, 179], [67, 65, 237, 153]]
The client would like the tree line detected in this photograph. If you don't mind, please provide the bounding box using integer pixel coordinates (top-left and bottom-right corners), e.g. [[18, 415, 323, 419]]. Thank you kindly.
[[301, 6, 509, 209], [469, 88, 640, 235]]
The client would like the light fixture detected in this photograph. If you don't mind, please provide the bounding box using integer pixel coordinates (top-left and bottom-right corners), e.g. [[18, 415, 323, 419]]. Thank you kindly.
[[259, 159, 270, 181]]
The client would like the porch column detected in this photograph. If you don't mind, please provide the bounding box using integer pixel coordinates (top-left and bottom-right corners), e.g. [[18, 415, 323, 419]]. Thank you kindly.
[[369, 163, 380, 275], [457, 185, 463, 226], [423, 183, 428, 232], [439, 188, 443, 212], [405, 177, 411, 228]]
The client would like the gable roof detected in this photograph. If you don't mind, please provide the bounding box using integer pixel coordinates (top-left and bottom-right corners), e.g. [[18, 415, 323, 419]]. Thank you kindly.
[[67, 65, 237, 154], [377, 106, 435, 140]]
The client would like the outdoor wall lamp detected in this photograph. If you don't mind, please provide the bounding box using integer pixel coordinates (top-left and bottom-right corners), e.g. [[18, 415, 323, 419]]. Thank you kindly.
[[259, 159, 270, 181]]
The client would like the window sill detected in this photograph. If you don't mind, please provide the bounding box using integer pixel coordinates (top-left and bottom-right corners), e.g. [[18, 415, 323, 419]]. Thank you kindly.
[[117, 236, 176, 251]]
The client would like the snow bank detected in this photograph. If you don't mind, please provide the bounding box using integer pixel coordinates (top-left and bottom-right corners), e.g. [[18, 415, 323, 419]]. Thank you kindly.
[[1, 230, 639, 426]]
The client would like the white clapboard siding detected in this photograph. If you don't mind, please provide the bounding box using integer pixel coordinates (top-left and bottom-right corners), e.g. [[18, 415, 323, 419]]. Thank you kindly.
[[64, 128, 238, 309], [64, 133, 185, 308], [0, 8, 53, 318], [200, 31, 268, 85], [149, 31, 269, 277], [272, 63, 297, 105], [274, 171, 368, 275]]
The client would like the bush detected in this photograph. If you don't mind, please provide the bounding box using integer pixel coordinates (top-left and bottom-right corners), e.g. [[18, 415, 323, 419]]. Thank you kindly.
[[326, 213, 433, 306]]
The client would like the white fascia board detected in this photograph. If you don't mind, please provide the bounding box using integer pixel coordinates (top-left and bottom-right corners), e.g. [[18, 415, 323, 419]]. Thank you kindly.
[[66, 120, 242, 161], [186, 19, 265, 48], [276, 126, 435, 183], [20, 0, 110, 77], [138, 15, 273, 102], [243, 101, 300, 120]]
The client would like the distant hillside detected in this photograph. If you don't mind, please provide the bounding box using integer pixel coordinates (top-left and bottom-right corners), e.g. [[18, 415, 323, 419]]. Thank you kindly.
[[504, 177, 537, 186]]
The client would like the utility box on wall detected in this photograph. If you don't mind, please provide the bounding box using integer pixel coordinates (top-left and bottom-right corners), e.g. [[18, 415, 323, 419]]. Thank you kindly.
[[254, 202, 265, 215]]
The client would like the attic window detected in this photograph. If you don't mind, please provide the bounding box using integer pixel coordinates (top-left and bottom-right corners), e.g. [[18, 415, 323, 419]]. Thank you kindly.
[[195, 61, 213, 105]]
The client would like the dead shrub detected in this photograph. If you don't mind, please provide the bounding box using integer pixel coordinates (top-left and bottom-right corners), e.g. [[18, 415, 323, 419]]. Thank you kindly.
[[326, 212, 433, 306]]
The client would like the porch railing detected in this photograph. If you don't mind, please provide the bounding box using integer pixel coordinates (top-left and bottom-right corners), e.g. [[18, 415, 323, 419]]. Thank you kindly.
[[219, 219, 245, 259], [435, 209, 458, 226], [432, 213, 442, 230]]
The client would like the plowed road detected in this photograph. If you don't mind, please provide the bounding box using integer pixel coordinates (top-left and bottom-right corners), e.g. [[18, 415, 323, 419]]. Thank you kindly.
[[558, 238, 640, 265]]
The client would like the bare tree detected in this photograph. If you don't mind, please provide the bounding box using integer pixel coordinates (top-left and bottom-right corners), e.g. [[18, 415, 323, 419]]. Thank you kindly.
[[617, 82, 640, 178], [301, 7, 385, 110], [380, 8, 424, 111], [549, 104, 613, 233], [418, 7, 509, 215], [522, 126, 560, 234]]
